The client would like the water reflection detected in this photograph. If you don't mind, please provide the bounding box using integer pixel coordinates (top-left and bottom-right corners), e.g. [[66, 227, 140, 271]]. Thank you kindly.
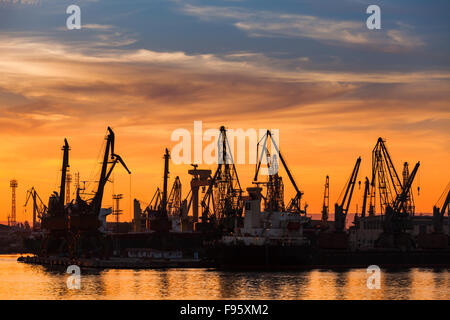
[[2, 255, 449, 300]]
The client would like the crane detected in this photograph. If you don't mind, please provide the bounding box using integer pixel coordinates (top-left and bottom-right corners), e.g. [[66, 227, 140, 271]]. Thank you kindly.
[[334, 157, 361, 232], [24, 187, 47, 230], [361, 177, 370, 217], [161, 148, 170, 217], [39, 138, 71, 256], [89, 127, 131, 219], [432, 182, 450, 234], [402, 162, 415, 216], [167, 176, 182, 216], [254, 130, 305, 214], [41, 138, 70, 230], [321, 175, 329, 230], [145, 188, 162, 213], [383, 161, 420, 233], [201, 126, 242, 230], [253, 132, 284, 212], [369, 138, 404, 215]]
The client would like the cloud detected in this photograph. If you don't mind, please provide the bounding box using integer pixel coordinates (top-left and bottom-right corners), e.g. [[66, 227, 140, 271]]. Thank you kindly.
[[0, 34, 448, 142], [180, 4, 424, 51], [0, 30, 447, 218]]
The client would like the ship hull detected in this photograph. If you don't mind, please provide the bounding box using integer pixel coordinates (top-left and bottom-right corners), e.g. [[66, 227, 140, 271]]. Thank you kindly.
[[215, 244, 313, 270], [215, 244, 450, 270]]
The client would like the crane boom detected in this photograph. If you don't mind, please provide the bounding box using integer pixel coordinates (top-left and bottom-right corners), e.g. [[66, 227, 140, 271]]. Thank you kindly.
[[334, 157, 361, 232], [92, 127, 131, 217], [432, 182, 450, 233], [393, 162, 420, 213], [254, 130, 304, 213]]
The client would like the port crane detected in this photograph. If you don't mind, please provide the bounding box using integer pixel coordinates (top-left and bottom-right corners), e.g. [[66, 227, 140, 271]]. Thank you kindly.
[[384, 161, 420, 233], [167, 176, 182, 216], [321, 175, 329, 230], [334, 157, 361, 232], [24, 187, 47, 230], [69, 127, 130, 255], [40, 138, 71, 256], [432, 182, 450, 234], [402, 162, 415, 216], [42, 138, 70, 228], [87, 127, 131, 219], [254, 130, 305, 214], [145, 188, 162, 212], [369, 138, 420, 233], [142, 149, 186, 231], [253, 132, 284, 212], [360, 177, 370, 217], [369, 138, 414, 215], [201, 126, 243, 231]]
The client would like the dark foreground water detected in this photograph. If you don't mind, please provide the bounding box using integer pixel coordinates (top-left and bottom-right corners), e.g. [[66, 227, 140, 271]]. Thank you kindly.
[[1, 254, 449, 299]]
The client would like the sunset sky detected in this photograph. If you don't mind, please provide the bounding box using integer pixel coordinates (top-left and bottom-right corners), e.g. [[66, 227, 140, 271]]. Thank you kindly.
[[0, 0, 449, 223]]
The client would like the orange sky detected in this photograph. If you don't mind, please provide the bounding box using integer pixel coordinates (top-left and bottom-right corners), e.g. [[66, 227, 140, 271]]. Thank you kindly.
[[0, 35, 448, 223]]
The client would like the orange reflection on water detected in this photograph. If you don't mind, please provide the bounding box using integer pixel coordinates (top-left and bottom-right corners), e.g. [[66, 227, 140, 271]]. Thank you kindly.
[[1, 255, 449, 300]]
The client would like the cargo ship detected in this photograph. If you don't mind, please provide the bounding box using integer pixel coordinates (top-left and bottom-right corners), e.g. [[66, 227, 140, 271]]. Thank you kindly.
[[213, 137, 450, 270], [213, 187, 313, 269]]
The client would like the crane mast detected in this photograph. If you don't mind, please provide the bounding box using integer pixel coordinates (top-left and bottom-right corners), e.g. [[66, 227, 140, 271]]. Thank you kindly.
[[321, 175, 329, 229], [361, 177, 370, 217], [402, 162, 415, 216], [201, 126, 242, 230], [334, 157, 361, 232]]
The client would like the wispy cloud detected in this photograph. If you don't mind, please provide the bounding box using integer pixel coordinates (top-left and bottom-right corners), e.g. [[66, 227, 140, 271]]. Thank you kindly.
[[0, 34, 448, 137], [180, 4, 424, 50]]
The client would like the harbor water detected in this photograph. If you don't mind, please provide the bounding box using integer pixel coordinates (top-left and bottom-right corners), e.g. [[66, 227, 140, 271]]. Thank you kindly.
[[2, 254, 449, 300]]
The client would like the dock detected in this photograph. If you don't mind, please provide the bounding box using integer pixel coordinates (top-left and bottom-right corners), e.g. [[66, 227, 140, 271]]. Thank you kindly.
[[17, 255, 215, 269]]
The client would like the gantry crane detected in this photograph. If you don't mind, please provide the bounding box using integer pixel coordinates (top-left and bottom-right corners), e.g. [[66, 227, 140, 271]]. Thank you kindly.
[[254, 130, 305, 214], [334, 157, 361, 232], [188, 164, 211, 223]]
